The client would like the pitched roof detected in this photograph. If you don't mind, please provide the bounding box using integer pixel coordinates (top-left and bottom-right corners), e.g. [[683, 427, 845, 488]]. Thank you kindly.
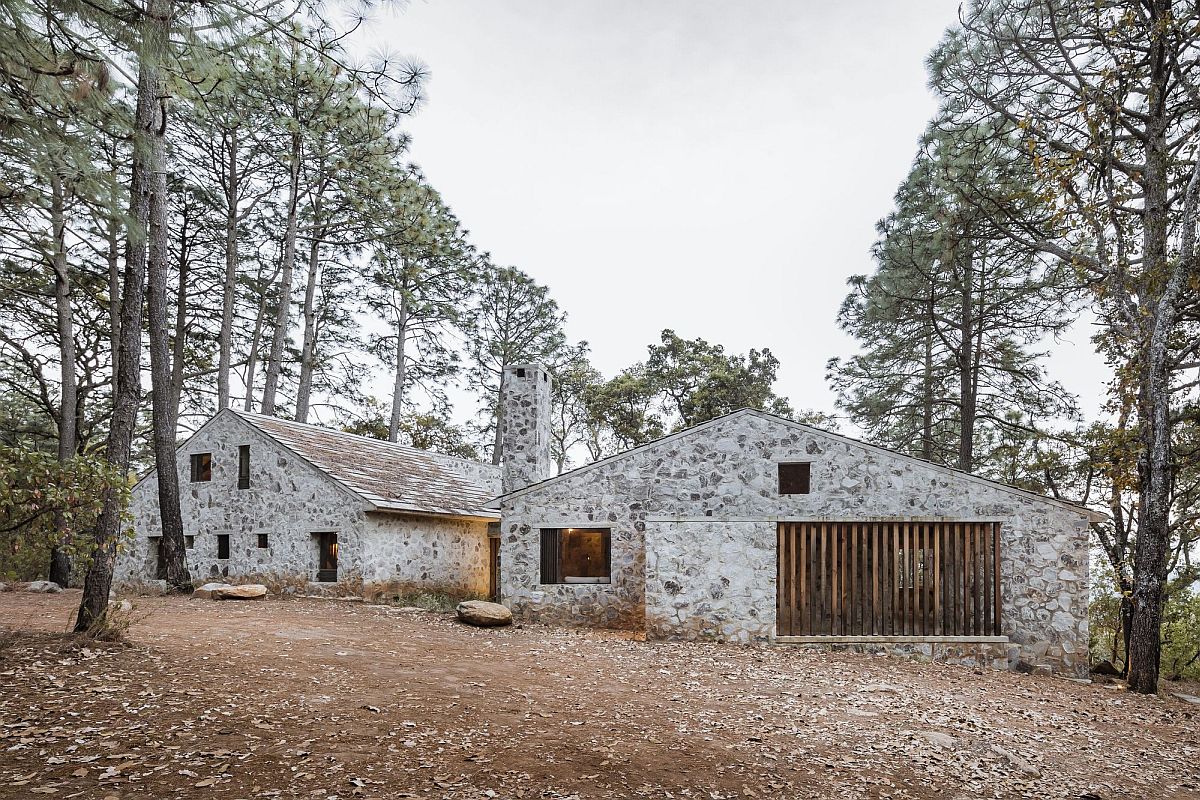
[[487, 408, 1106, 522], [231, 410, 502, 519]]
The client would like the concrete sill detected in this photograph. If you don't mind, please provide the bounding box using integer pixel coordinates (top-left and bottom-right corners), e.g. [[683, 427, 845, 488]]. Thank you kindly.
[[775, 635, 1009, 644]]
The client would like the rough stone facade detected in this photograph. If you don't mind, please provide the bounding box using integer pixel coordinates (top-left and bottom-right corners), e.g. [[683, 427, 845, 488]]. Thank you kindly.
[[116, 412, 491, 596], [500, 364, 553, 494], [497, 410, 1092, 675]]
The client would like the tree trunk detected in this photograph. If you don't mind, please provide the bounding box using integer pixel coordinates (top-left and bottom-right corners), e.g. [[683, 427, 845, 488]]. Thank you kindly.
[[168, 209, 189, 424], [146, 138, 191, 593], [1126, 25, 1180, 694], [260, 128, 301, 417], [921, 293, 934, 462], [75, 0, 172, 631], [106, 210, 121, 381], [387, 280, 410, 443], [217, 128, 238, 410], [956, 250, 976, 473], [491, 377, 506, 466], [49, 171, 76, 587], [294, 212, 324, 423]]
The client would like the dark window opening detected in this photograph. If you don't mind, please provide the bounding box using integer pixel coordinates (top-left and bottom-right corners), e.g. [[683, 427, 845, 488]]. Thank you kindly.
[[540, 528, 611, 584], [257, 533, 269, 549], [238, 445, 251, 489], [185, 535, 194, 549], [190, 452, 212, 482], [778, 462, 811, 495], [516, 367, 526, 378], [150, 537, 166, 580], [216, 533, 230, 560]]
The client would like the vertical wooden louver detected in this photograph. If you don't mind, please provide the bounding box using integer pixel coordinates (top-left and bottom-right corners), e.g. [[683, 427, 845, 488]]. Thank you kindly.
[[776, 521, 1002, 637]]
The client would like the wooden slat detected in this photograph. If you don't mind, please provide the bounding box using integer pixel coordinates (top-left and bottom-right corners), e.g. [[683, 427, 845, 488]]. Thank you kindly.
[[982, 522, 991, 637], [993, 522, 1002, 636], [777, 524, 789, 636], [933, 522, 942, 636], [817, 523, 826, 636]]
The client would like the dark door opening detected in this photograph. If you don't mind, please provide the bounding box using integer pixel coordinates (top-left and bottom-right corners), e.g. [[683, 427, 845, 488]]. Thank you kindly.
[[152, 537, 167, 580], [488, 537, 501, 602], [316, 532, 338, 582]]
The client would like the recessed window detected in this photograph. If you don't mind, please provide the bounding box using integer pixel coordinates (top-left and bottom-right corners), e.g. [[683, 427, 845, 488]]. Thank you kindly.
[[190, 452, 212, 482], [257, 533, 269, 549], [540, 528, 611, 584], [216, 534, 230, 560], [778, 462, 811, 495], [238, 445, 251, 489], [185, 535, 194, 549], [516, 367, 526, 378]]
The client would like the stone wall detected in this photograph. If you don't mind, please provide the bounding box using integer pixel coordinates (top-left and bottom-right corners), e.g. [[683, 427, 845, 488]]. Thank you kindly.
[[499, 411, 1091, 675], [116, 412, 491, 596]]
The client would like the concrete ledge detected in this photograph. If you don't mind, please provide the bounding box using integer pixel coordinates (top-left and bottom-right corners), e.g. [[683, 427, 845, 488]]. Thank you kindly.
[[775, 635, 1009, 644]]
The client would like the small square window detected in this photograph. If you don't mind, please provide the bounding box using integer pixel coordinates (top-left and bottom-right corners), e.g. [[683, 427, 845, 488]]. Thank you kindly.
[[238, 445, 251, 489], [257, 533, 269, 549], [516, 367, 526, 378], [190, 452, 212, 482], [540, 528, 611, 584], [217, 534, 230, 560], [185, 535, 194, 549], [778, 462, 811, 495]]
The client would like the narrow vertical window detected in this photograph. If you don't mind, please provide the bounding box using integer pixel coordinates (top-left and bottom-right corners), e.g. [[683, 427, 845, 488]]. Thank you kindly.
[[778, 462, 811, 495], [217, 534, 230, 560], [185, 535, 194, 549], [190, 452, 212, 482], [238, 445, 251, 489], [257, 533, 269, 549]]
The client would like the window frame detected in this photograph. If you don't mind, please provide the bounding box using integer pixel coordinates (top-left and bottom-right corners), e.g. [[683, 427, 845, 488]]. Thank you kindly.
[[539, 527, 612, 585], [190, 452, 213, 483], [778, 462, 811, 495], [238, 445, 251, 490]]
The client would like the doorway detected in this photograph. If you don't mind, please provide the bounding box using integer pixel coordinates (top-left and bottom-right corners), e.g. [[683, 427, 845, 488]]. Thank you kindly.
[[151, 537, 167, 580], [488, 536, 501, 602], [316, 531, 338, 582]]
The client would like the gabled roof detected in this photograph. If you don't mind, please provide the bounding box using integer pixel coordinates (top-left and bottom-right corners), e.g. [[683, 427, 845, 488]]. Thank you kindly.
[[487, 408, 1106, 522], [229, 410, 502, 519]]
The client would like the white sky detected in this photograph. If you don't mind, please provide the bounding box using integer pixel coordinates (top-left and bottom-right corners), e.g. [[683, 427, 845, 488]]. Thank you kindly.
[[355, 1, 1108, 428]]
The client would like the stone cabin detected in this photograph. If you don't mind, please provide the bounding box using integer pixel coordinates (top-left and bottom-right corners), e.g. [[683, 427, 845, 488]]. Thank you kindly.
[[116, 409, 503, 596], [489, 364, 1101, 676], [120, 364, 1100, 675]]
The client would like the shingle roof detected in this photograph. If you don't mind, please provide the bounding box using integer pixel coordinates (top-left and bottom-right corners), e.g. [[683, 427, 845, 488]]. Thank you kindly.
[[232, 410, 502, 519]]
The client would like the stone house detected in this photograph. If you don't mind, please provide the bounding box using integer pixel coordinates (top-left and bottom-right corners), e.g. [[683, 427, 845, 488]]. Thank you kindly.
[[489, 364, 1101, 676], [116, 409, 503, 596], [120, 364, 1099, 675]]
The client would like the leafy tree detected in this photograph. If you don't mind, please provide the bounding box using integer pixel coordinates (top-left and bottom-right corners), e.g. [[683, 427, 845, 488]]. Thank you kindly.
[[931, 0, 1200, 692], [463, 265, 570, 464], [829, 123, 1080, 475]]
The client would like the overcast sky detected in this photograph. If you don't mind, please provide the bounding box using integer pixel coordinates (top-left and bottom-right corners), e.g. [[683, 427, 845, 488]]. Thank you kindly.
[[357, 1, 1107, 426]]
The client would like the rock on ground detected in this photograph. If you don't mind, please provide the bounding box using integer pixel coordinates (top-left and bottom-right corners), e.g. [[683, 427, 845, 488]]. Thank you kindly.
[[193, 583, 231, 599], [211, 584, 268, 601], [24, 581, 62, 593], [456, 600, 512, 627]]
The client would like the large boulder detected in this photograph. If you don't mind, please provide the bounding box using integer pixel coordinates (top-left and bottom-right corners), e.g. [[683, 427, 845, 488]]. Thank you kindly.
[[456, 600, 512, 628], [212, 584, 268, 601], [193, 582, 232, 599], [25, 580, 62, 593]]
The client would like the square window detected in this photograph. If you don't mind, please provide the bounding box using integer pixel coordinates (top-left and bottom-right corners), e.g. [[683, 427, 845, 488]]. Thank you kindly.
[[540, 528, 611, 584], [190, 452, 212, 482], [185, 535, 194, 549], [238, 445, 251, 489], [217, 534, 230, 560], [778, 462, 811, 495], [257, 533, 269, 549]]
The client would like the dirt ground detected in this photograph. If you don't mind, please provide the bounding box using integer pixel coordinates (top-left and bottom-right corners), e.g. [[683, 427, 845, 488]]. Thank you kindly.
[[0, 592, 1196, 800]]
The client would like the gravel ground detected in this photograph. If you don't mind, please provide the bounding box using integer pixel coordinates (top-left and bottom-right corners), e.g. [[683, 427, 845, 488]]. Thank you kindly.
[[0, 590, 1196, 800]]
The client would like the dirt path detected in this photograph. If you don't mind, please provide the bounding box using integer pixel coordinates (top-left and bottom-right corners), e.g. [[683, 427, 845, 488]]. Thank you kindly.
[[0, 591, 1196, 799]]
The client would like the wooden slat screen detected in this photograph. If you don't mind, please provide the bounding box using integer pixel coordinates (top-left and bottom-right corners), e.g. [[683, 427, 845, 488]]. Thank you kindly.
[[777, 521, 1002, 637]]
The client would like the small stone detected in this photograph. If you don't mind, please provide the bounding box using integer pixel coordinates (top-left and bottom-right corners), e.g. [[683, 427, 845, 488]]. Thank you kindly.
[[1032, 663, 1054, 677], [25, 580, 62, 593], [916, 730, 957, 749], [1172, 693, 1200, 705], [1090, 660, 1120, 677], [991, 745, 1041, 777], [211, 584, 268, 600], [456, 600, 513, 627]]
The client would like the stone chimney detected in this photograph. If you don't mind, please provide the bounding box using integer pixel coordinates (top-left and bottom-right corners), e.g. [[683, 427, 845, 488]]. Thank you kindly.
[[500, 363, 552, 493]]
